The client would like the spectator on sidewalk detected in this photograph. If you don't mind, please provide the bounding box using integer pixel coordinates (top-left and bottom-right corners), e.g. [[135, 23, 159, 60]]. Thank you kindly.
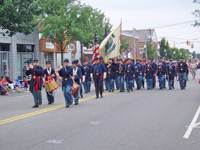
[[55, 66, 61, 86], [3, 65, 11, 82], [24, 76, 28, 91], [0, 77, 9, 95]]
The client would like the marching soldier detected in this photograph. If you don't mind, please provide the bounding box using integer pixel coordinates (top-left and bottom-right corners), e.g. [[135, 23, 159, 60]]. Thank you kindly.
[[58, 59, 73, 108], [77, 59, 84, 98], [134, 59, 144, 90], [177, 57, 188, 90], [90, 57, 106, 98], [157, 60, 166, 90], [152, 58, 157, 89], [42, 61, 56, 105], [82, 60, 91, 93], [144, 58, 155, 90], [115, 58, 120, 90], [26, 59, 43, 108], [141, 60, 145, 88], [125, 58, 135, 92], [118, 59, 125, 92], [167, 59, 176, 90], [106, 58, 116, 92], [160, 56, 167, 89], [72, 60, 82, 105]]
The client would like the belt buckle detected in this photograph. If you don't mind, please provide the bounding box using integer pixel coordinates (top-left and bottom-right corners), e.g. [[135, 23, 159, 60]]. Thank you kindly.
[[127, 71, 129, 72], [96, 73, 99, 75], [65, 78, 68, 81], [33, 76, 36, 79], [181, 69, 183, 70], [147, 69, 149, 71]]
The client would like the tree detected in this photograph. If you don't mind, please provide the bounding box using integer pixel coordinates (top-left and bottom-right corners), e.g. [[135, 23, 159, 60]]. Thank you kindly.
[[39, 0, 112, 65], [193, 0, 200, 26], [146, 41, 156, 59], [159, 38, 170, 58], [121, 37, 133, 53], [0, 0, 42, 36], [192, 51, 197, 58]]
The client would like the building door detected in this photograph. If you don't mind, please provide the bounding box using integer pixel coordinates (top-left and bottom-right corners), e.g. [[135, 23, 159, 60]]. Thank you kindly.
[[0, 52, 9, 76]]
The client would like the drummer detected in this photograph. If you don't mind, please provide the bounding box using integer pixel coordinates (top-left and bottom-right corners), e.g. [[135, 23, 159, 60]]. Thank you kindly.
[[72, 60, 82, 105], [42, 61, 56, 105], [58, 59, 73, 108]]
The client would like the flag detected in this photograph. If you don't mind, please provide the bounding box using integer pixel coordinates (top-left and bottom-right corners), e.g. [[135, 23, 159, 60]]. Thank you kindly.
[[99, 24, 121, 63], [92, 27, 100, 64]]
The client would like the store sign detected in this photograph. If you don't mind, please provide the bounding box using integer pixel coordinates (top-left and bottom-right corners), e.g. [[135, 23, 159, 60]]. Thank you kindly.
[[68, 44, 75, 52], [83, 48, 93, 54], [46, 42, 54, 49]]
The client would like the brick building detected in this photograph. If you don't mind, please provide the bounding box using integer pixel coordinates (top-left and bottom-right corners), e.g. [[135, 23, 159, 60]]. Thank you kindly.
[[122, 29, 159, 60]]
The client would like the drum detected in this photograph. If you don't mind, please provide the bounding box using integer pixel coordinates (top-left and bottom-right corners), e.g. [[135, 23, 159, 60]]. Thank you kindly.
[[43, 79, 58, 93], [72, 81, 80, 95]]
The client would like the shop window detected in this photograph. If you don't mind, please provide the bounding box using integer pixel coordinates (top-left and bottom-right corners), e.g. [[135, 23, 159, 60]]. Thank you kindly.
[[17, 44, 34, 52], [0, 43, 10, 51]]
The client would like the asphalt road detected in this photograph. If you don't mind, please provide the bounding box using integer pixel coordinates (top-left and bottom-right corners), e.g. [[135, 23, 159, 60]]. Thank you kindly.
[[1, 71, 200, 150]]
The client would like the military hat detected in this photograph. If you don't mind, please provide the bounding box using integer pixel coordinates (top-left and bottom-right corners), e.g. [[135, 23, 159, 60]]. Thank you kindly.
[[117, 58, 120, 61], [160, 56, 163, 59], [33, 59, 38, 62], [136, 59, 140, 61], [148, 57, 151, 60], [159, 60, 162, 62], [180, 57, 183, 59], [64, 58, 69, 62], [84, 59, 88, 62], [72, 60, 77, 64], [46, 60, 51, 64], [169, 59, 172, 62], [94, 57, 98, 60]]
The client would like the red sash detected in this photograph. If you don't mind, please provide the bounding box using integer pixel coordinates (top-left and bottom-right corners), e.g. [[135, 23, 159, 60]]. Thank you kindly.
[[32, 75, 41, 92]]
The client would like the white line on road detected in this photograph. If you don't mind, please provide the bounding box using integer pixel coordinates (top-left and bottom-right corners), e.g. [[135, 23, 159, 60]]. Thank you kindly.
[[183, 106, 200, 139]]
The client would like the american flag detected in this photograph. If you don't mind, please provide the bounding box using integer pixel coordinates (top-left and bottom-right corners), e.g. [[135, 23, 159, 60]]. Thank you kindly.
[[92, 27, 100, 64]]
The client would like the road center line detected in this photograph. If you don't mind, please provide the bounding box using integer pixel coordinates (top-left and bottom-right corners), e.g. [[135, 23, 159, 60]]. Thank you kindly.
[[0, 90, 119, 125], [183, 106, 200, 139]]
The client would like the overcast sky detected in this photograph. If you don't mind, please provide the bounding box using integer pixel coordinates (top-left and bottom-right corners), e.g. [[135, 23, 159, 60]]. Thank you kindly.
[[81, 0, 200, 54]]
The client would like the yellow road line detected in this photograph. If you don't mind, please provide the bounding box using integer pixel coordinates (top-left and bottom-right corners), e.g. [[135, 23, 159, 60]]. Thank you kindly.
[[0, 90, 119, 125]]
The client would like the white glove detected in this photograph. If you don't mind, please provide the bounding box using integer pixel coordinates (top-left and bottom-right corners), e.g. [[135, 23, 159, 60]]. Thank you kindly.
[[90, 73, 93, 79], [82, 75, 85, 83], [103, 72, 107, 79]]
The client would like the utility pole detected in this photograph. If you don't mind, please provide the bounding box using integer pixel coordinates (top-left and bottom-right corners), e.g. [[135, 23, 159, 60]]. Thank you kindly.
[[80, 40, 83, 65], [133, 28, 136, 64], [144, 33, 147, 59]]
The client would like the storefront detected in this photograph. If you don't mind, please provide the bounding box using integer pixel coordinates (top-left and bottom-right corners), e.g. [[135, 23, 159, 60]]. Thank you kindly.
[[0, 43, 10, 77], [17, 44, 34, 80]]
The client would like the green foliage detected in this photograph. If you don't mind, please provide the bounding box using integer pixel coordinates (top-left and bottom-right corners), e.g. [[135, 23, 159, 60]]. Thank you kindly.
[[159, 38, 170, 57], [121, 37, 132, 53], [147, 41, 156, 59], [193, 0, 200, 26], [39, 0, 112, 64], [0, 0, 42, 36]]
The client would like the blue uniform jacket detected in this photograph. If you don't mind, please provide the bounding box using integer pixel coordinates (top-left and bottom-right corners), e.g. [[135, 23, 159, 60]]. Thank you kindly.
[[26, 66, 43, 93], [177, 62, 188, 74], [167, 64, 176, 80], [59, 66, 73, 86], [42, 68, 56, 81], [83, 65, 91, 82], [73, 67, 82, 85], [90, 62, 106, 76], [125, 63, 135, 80], [106, 63, 116, 80], [135, 63, 144, 77], [144, 63, 155, 79], [157, 64, 166, 77]]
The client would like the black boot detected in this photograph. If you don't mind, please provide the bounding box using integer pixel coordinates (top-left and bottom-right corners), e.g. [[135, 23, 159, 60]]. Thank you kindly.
[[99, 85, 103, 98], [95, 86, 99, 98]]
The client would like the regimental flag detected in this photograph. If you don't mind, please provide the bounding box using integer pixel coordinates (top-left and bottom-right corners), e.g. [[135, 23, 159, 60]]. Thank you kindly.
[[99, 24, 121, 63], [92, 27, 100, 64]]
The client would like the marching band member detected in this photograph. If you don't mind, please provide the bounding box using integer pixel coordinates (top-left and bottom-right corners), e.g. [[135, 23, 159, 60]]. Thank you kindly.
[[134, 59, 144, 90], [82, 60, 91, 93], [58, 59, 73, 108], [125, 58, 135, 92], [144, 58, 155, 90], [157, 60, 166, 90], [72, 60, 82, 105], [26, 59, 43, 108], [76, 59, 84, 98], [167, 59, 176, 90], [90, 57, 106, 98], [42, 61, 56, 105]]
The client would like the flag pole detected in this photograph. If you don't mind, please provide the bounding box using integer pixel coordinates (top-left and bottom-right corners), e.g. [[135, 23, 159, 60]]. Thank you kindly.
[[120, 19, 122, 58]]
